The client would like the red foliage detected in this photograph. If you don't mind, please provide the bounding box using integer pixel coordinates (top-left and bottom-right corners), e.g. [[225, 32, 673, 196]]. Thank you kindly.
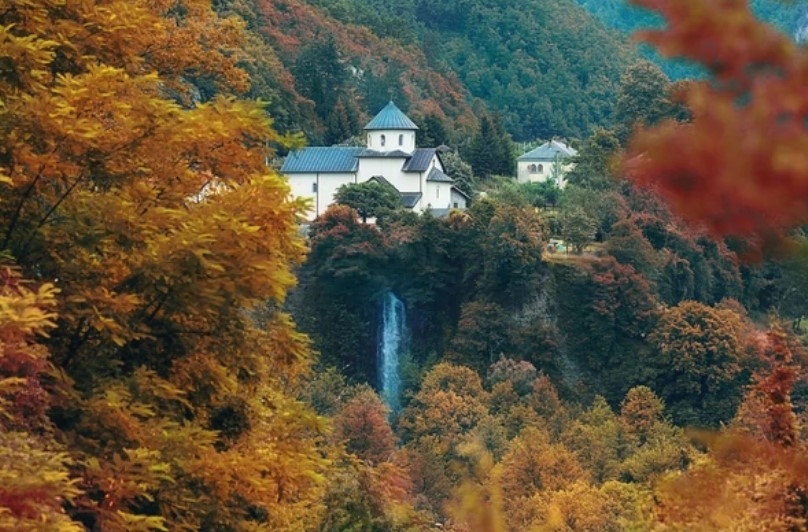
[[625, 0, 808, 244], [333, 389, 396, 464]]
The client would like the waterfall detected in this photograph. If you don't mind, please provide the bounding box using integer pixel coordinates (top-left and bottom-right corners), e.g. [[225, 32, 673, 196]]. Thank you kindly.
[[378, 291, 407, 413]]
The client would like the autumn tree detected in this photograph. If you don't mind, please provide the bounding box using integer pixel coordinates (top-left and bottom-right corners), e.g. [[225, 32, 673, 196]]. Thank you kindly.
[[648, 301, 749, 427], [496, 426, 589, 529], [398, 363, 490, 512], [653, 328, 808, 529], [332, 386, 396, 465], [560, 397, 625, 484], [0, 1, 329, 529], [625, 0, 808, 248], [0, 265, 82, 531], [616, 1, 808, 528]]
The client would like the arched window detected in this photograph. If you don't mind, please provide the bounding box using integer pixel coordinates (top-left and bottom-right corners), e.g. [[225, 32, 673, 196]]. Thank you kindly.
[[399, 134, 404, 146], [381, 134, 386, 147], [538, 164, 544, 173], [529, 164, 537, 173]]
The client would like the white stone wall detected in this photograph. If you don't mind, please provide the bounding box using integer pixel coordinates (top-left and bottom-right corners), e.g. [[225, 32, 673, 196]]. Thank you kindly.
[[287, 172, 357, 220], [366, 130, 416, 153], [516, 160, 575, 188], [358, 157, 420, 194]]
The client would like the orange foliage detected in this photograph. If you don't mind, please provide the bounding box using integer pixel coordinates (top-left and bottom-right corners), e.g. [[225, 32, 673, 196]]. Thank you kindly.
[[332, 387, 396, 465], [250, 0, 472, 130]]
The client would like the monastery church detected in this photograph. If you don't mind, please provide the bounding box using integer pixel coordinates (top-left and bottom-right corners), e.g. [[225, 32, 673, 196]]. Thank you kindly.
[[282, 101, 469, 221]]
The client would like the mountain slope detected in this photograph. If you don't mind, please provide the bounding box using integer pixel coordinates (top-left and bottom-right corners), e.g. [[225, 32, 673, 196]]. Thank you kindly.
[[226, 0, 636, 143], [574, 0, 808, 79], [422, 0, 635, 140]]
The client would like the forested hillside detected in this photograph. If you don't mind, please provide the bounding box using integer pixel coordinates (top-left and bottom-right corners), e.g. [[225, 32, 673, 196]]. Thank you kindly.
[[214, 0, 636, 143], [575, 0, 808, 79]]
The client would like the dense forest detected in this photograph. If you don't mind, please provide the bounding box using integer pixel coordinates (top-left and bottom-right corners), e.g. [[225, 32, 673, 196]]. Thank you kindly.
[[575, 0, 808, 79], [3, 0, 808, 531]]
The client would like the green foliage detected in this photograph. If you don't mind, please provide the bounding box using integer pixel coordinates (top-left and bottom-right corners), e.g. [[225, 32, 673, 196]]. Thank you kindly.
[[439, 150, 475, 198], [294, 36, 350, 117], [465, 113, 515, 179], [300, 205, 388, 382], [560, 206, 598, 254], [564, 128, 622, 190], [449, 302, 511, 373], [479, 205, 544, 306], [334, 181, 401, 223], [614, 60, 675, 143]]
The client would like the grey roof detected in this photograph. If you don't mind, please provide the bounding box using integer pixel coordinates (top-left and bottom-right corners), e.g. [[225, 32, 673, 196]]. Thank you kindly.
[[281, 147, 362, 173], [400, 192, 422, 208], [517, 140, 577, 161], [364, 101, 419, 131], [402, 148, 436, 172], [426, 167, 453, 183], [356, 149, 412, 158], [366, 177, 422, 209], [366, 175, 397, 190], [451, 185, 471, 199]]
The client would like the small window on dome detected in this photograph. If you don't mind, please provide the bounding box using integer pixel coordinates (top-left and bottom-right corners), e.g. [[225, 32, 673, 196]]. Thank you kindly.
[[381, 134, 386, 147], [399, 134, 404, 146]]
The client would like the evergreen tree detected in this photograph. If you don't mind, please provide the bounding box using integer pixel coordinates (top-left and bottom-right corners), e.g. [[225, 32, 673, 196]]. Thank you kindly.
[[417, 114, 450, 147], [467, 114, 497, 179], [293, 35, 349, 123], [325, 97, 361, 145], [490, 112, 516, 176], [466, 113, 514, 178]]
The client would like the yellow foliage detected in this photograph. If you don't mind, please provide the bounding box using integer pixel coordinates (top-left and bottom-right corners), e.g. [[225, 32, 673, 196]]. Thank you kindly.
[[0, 266, 81, 529], [0, 1, 328, 529]]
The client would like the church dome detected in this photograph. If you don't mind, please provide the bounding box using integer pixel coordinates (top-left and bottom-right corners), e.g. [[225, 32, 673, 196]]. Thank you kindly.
[[364, 101, 419, 131]]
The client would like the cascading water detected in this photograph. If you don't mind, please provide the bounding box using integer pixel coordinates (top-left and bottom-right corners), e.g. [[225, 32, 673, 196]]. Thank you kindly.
[[378, 291, 407, 413]]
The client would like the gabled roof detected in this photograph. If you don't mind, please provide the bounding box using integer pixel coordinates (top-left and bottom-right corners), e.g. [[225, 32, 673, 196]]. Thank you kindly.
[[366, 175, 397, 190], [356, 149, 412, 158], [517, 140, 577, 161], [366, 176, 421, 210], [364, 101, 419, 131], [426, 167, 453, 183], [401, 148, 436, 172], [451, 185, 471, 199], [400, 192, 422, 208], [281, 147, 362, 173]]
